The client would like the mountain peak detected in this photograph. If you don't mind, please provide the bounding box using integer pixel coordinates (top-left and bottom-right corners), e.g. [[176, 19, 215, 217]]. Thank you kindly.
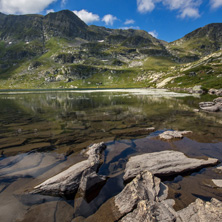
[[43, 10, 88, 39]]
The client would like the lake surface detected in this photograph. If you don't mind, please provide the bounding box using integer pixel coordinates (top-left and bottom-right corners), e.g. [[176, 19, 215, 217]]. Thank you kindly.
[[0, 89, 222, 222]]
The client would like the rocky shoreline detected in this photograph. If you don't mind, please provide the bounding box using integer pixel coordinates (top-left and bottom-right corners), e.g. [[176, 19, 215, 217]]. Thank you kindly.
[[199, 97, 222, 112], [31, 142, 221, 221]]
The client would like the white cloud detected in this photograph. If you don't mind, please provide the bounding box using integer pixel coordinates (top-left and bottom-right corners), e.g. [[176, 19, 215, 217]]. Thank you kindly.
[[102, 14, 117, 26], [137, 0, 155, 13], [136, 0, 201, 18], [148, 30, 158, 38], [124, 19, 135, 25], [180, 7, 200, 18], [210, 0, 222, 8], [119, 26, 140, 30], [0, 0, 56, 14], [73, 9, 100, 24], [46, 9, 55, 14]]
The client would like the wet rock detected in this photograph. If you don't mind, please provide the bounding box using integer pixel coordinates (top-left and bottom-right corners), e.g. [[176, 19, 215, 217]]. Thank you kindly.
[[199, 97, 222, 112], [212, 179, 222, 188], [78, 168, 106, 193], [17, 200, 73, 222], [123, 150, 219, 181], [177, 198, 222, 222], [159, 130, 192, 140], [121, 200, 177, 222], [114, 171, 168, 217], [33, 142, 106, 196]]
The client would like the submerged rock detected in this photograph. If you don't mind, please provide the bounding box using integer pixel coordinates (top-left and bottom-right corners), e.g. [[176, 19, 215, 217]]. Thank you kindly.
[[123, 150, 219, 181], [159, 130, 192, 140], [33, 142, 106, 196]]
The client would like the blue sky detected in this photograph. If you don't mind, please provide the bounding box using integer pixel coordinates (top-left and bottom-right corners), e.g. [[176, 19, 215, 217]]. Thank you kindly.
[[0, 0, 222, 42]]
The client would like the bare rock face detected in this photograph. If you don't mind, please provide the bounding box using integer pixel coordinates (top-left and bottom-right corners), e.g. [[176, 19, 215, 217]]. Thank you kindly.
[[159, 130, 192, 140], [114, 171, 168, 217], [33, 142, 106, 196], [121, 200, 178, 222], [123, 150, 219, 181], [199, 98, 222, 112], [177, 198, 222, 222]]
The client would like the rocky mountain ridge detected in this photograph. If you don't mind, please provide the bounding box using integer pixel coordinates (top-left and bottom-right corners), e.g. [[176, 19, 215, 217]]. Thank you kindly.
[[0, 10, 221, 90]]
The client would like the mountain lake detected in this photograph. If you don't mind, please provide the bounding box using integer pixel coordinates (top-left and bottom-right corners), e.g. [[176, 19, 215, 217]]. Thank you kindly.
[[0, 88, 222, 222]]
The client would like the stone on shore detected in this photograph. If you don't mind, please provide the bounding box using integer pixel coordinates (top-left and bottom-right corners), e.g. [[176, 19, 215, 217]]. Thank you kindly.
[[33, 142, 106, 196], [159, 130, 192, 140], [199, 97, 222, 112], [123, 150, 219, 181]]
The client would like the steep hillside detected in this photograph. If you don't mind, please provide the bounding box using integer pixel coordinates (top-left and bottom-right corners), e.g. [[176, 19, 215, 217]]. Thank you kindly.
[[0, 10, 221, 90], [0, 10, 172, 89], [167, 23, 222, 62]]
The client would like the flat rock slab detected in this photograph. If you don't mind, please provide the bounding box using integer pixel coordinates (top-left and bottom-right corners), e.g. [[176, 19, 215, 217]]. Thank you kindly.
[[123, 150, 219, 181], [212, 179, 222, 188], [159, 131, 192, 140]]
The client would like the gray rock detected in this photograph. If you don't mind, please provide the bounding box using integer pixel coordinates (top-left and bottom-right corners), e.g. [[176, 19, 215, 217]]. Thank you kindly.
[[212, 179, 222, 188], [199, 98, 222, 112], [214, 97, 222, 103], [78, 168, 106, 193], [199, 101, 215, 107], [190, 85, 204, 94], [159, 130, 192, 140], [114, 171, 168, 217], [216, 166, 222, 171], [123, 150, 219, 181], [33, 142, 106, 196], [208, 88, 218, 95], [121, 200, 178, 222], [177, 198, 222, 222]]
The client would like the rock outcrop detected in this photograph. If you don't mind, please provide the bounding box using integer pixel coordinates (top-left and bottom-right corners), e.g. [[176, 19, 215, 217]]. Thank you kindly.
[[199, 97, 222, 112], [159, 130, 192, 140], [115, 170, 222, 222], [123, 150, 219, 181], [33, 142, 106, 196], [208, 88, 222, 96], [114, 171, 168, 218], [177, 198, 222, 222]]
